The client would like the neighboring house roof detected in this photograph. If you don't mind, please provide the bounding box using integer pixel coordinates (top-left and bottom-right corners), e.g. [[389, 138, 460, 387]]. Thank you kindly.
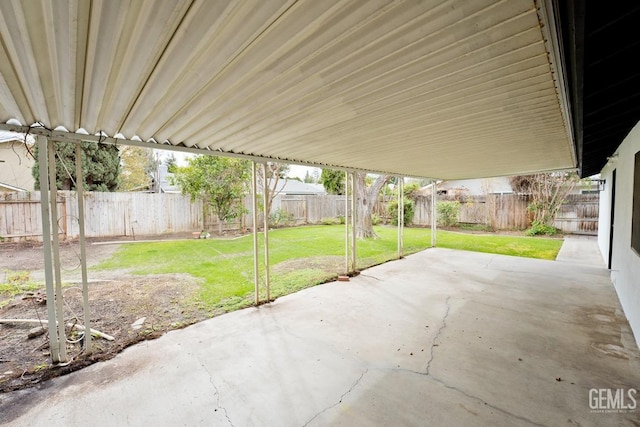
[[0, 182, 26, 192], [420, 175, 599, 197], [437, 177, 514, 196], [270, 179, 326, 196], [0, 131, 35, 192]]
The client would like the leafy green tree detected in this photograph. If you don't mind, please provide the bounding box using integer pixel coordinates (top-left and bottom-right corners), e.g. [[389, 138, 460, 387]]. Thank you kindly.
[[165, 153, 178, 173], [320, 168, 345, 195], [32, 141, 120, 191], [173, 155, 251, 234], [118, 146, 155, 191]]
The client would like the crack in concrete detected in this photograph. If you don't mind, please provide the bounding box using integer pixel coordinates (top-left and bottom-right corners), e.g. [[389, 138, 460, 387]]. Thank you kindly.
[[385, 366, 545, 427], [385, 294, 545, 427], [425, 296, 451, 375], [303, 369, 368, 426], [428, 375, 547, 427], [484, 255, 497, 269], [199, 362, 234, 427]]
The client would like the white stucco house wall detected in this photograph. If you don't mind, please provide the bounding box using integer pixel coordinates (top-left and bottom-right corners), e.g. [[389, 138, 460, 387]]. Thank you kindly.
[[0, 131, 35, 192], [598, 122, 640, 342]]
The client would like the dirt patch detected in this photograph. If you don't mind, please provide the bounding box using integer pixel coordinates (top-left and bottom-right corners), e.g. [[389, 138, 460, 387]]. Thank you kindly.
[[0, 239, 214, 393], [273, 255, 344, 275]]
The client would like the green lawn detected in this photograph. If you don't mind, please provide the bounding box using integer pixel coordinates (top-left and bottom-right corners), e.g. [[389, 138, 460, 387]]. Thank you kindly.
[[96, 225, 563, 311]]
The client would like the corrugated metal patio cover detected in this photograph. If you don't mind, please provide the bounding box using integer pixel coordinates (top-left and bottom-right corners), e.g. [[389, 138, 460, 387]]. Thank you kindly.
[[0, 0, 575, 179]]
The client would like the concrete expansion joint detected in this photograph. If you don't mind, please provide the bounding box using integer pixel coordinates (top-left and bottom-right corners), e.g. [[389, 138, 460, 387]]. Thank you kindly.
[[303, 368, 369, 426], [425, 296, 451, 375]]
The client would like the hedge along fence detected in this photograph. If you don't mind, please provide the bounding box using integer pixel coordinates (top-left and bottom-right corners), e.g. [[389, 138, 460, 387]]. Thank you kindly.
[[0, 191, 599, 242]]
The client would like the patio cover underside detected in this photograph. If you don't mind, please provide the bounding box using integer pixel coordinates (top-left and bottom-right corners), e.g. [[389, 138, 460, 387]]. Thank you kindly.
[[0, 0, 575, 180]]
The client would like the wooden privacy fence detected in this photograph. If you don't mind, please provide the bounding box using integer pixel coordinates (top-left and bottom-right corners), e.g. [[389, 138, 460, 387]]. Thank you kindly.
[[202, 194, 348, 231], [554, 193, 599, 235], [0, 191, 203, 242], [271, 195, 347, 225], [0, 191, 599, 242], [411, 193, 599, 235], [412, 194, 531, 230]]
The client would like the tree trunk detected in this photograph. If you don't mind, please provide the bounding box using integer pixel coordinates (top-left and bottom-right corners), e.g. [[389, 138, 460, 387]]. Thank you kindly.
[[355, 173, 390, 239]]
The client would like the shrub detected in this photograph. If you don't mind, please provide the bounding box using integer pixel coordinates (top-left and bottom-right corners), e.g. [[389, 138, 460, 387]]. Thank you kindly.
[[371, 213, 382, 226], [320, 217, 340, 225], [436, 201, 461, 227], [268, 208, 295, 228], [525, 220, 559, 236], [388, 199, 415, 225]]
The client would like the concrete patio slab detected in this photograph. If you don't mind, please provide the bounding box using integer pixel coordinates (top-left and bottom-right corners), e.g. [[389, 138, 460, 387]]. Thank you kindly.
[[556, 235, 605, 268], [1, 243, 638, 426]]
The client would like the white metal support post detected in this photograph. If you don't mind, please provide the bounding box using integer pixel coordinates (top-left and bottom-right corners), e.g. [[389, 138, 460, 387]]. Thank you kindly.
[[47, 141, 67, 362], [344, 171, 349, 274], [397, 176, 404, 259], [75, 144, 91, 353], [251, 162, 259, 305], [37, 135, 61, 363], [350, 172, 356, 273], [431, 179, 437, 247], [262, 163, 270, 302]]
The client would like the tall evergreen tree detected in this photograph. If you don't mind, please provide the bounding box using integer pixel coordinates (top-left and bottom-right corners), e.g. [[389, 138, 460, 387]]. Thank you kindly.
[[32, 141, 120, 191], [320, 168, 345, 195]]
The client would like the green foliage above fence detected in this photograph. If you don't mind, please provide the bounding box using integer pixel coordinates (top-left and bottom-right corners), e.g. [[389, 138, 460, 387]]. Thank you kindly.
[[388, 199, 415, 225]]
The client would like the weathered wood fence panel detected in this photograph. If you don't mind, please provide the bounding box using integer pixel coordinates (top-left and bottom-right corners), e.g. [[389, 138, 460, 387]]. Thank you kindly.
[[554, 194, 599, 235], [410, 193, 597, 234], [0, 191, 203, 242], [270, 195, 347, 225]]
